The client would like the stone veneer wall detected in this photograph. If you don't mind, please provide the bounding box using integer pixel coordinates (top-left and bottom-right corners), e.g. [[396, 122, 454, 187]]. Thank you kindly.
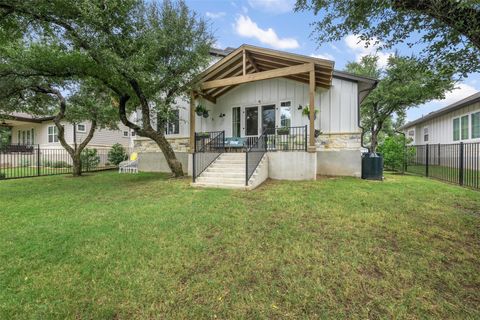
[[134, 137, 190, 153], [316, 133, 362, 151]]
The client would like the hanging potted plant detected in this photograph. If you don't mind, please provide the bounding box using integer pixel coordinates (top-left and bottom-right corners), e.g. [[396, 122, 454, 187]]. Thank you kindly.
[[195, 104, 209, 118], [302, 105, 319, 120]]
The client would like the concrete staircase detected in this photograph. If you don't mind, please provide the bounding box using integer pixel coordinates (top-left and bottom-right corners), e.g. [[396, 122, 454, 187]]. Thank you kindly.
[[192, 153, 268, 190]]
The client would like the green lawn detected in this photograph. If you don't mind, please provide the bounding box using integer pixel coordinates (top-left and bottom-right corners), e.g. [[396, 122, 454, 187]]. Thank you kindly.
[[0, 172, 479, 319]]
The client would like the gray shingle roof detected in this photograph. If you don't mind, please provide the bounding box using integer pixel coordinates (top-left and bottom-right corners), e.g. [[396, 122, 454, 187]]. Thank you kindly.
[[400, 91, 480, 130]]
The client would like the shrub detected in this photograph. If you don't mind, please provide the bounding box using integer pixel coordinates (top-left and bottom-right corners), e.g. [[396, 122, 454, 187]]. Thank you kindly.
[[377, 135, 414, 172], [81, 149, 100, 170], [108, 143, 128, 166], [51, 161, 72, 168], [0, 172, 5, 180]]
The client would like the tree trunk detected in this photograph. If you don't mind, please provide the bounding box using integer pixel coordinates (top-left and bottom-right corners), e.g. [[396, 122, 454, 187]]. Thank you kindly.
[[117, 94, 184, 177], [72, 155, 82, 177], [370, 131, 378, 153]]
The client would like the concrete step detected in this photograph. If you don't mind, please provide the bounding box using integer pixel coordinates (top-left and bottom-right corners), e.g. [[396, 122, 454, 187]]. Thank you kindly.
[[214, 160, 245, 165], [191, 182, 246, 190], [205, 167, 245, 173], [201, 171, 245, 178], [196, 176, 245, 184]]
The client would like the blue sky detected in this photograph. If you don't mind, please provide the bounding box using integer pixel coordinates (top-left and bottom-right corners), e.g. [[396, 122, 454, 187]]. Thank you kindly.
[[186, 0, 480, 122]]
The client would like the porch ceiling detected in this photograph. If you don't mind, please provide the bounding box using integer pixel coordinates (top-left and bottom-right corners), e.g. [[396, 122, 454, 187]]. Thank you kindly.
[[196, 45, 335, 103]]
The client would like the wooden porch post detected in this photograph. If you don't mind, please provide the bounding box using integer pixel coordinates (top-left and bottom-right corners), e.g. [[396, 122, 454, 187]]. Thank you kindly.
[[308, 66, 316, 152], [189, 91, 195, 153]]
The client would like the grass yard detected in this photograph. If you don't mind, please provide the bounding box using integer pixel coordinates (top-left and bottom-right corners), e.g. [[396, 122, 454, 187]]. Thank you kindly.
[[0, 172, 479, 319]]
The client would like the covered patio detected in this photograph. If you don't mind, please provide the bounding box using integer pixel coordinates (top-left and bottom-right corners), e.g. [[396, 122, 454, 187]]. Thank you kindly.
[[189, 45, 335, 154]]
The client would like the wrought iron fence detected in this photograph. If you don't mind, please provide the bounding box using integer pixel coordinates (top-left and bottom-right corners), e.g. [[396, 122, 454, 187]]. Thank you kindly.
[[0, 145, 115, 180], [406, 142, 479, 189], [246, 131, 267, 186], [192, 131, 225, 182]]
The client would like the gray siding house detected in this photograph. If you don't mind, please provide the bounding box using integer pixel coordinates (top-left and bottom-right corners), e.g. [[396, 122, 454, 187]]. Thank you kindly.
[[401, 92, 480, 145]]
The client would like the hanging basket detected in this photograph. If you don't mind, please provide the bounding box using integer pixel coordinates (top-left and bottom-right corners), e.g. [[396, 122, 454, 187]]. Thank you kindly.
[[202, 111, 209, 118]]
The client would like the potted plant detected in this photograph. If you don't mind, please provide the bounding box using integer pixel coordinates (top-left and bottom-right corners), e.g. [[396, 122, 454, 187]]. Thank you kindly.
[[195, 104, 209, 118], [277, 127, 290, 135], [302, 105, 319, 120]]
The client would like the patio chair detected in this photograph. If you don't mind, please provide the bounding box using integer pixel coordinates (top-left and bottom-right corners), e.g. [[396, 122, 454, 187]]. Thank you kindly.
[[119, 152, 138, 173]]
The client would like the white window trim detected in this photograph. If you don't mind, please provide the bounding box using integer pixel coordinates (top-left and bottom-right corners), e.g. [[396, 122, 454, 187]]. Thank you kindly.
[[47, 125, 59, 143], [76, 123, 86, 133], [278, 99, 293, 128], [423, 126, 429, 142], [164, 109, 180, 136], [471, 111, 480, 140], [452, 112, 476, 142]]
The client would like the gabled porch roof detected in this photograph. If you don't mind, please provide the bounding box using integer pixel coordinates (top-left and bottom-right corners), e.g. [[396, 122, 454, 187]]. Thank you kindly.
[[196, 44, 335, 103]]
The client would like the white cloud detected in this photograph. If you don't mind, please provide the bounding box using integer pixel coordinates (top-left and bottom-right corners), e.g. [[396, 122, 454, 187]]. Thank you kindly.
[[345, 34, 393, 68], [407, 82, 479, 120], [431, 83, 478, 107], [205, 11, 226, 19], [247, 0, 295, 14], [234, 15, 299, 49], [310, 53, 334, 61]]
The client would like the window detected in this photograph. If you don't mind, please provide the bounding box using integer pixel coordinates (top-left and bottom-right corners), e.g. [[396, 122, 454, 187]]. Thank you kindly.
[[408, 130, 414, 137], [123, 131, 129, 137], [460, 115, 469, 140], [423, 127, 429, 142], [17, 131, 20, 144], [472, 112, 480, 139], [77, 123, 86, 132], [165, 110, 180, 135], [131, 131, 136, 137], [48, 125, 59, 143], [232, 107, 240, 137], [31, 129, 35, 145], [22, 131, 26, 145], [453, 118, 460, 141], [26, 130, 31, 145], [245, 106, 259, 136], [280, 101, 292, 128]]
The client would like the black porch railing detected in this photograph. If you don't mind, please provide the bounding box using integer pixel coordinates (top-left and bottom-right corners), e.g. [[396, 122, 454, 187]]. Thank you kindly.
[[0, 145, 115, 180], [245, 131, 267, 186], [266, 125, 307, 151], [192, 131, 225, 182], [406, 142, 480, 189]]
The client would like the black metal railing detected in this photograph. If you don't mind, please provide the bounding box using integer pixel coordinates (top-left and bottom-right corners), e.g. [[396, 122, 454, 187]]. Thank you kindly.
[[406, 142, 479, 189], [0, 145, 116, 180], [266, 125, 307, 151], [194, 131, 225, 152], [245, 131, 267, 186], [192, 131, 225, 182]]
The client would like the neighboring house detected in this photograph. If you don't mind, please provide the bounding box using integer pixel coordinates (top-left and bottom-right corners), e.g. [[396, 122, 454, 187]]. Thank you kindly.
[[133, 44, 378, 188], [400, 92, 480, 145], [0, 112, 134, 150]]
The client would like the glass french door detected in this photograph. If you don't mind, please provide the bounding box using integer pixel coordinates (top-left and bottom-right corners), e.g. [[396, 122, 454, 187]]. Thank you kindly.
[[245, 106, 259, 136], [232, 107, 241, 137], [262, 105, 276, 134]]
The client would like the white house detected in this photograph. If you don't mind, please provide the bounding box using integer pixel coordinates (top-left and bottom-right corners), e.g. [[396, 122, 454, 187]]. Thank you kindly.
[[133, 45, 378, 189], [400, 92, 480, 145], [1, 112, 134, 150]]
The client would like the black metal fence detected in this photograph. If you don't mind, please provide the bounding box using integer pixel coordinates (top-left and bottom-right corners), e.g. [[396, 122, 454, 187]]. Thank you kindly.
[[246, 131, 267, 186], [406, 142, 480, 189], [192, 131, 225, 182], [0, 145, 115, 180], [266, 125, 307, 151]]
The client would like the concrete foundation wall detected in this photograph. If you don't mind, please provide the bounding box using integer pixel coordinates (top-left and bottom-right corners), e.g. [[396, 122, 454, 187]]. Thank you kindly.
[[317, 150, 361, 177], [138, 152, 189, 173], [268, 151, 317, 180]]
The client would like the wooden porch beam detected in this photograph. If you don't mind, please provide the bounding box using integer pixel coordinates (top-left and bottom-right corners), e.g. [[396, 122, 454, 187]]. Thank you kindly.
[[242, 49, 246, 76], [189, 91, 195, 153], [308, 69, 316, 152], [201, 63, 313, 90], [245, 51, 260, 72]]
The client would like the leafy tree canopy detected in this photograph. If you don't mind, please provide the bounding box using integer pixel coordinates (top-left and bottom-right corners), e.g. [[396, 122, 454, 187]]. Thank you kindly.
[[296, 0, 480, 77], [346, 55, 454, 152]]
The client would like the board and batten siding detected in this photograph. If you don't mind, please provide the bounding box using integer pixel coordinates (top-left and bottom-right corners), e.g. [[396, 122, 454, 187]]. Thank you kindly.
[[405, 100, 480, 145], [11, 120, 131, 149], [190, 77, 359, 137]]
